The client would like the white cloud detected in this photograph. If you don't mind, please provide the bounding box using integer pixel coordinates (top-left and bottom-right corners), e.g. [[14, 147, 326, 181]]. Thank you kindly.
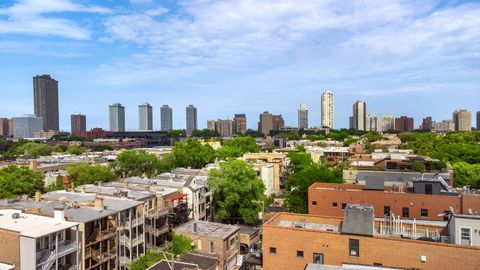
[[0, 0, 111, 40]]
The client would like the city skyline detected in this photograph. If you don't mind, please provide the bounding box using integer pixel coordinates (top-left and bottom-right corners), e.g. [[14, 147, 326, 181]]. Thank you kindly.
[[0, 0, 478, 131]]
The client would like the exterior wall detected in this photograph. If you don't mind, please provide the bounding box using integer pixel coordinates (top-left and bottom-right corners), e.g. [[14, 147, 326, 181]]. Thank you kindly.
[[261, 164, 274, 196], [263, 217, 480, 270], [449, 217, 480, 246], [0, 229, 21, 269], [20, 236, 36, 270], [308, 184, 480, 220]]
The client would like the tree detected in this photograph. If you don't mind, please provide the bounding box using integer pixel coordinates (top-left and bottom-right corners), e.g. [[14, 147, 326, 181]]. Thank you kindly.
[[173, 140, 215, 169], [207, 160, 265, 224], [90, 145, 114, 152], [67, 144, 86, 155], [191, 129, 220, 139], [287, 152, 312, 172], [411, 162, 426, 173], [284, 164, 343, 213], [0, 166, 44, 198], [68, 163, 116, 186], [170, 234, 194, 256], [128, 251, 165, 270], [216, 136, 260, 160], [361, 131, 382, 142], [157, 153, 177, 174], [17, 142, 52, 158], [244, 129, 264, 138], [52, 145, 68, 153], [111, 150, 160, 178], [452, 162, 480, 188]]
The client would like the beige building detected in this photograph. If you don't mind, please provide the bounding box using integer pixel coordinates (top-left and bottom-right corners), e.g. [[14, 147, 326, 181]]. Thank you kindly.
[[453, 109, 472, 131], [243, 152, 290, 194], [321, 91, 334, 129]]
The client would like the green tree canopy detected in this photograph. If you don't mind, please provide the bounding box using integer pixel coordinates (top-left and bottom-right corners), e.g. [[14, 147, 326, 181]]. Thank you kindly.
[[207, 160, 265, 224], [157, 153, 177, 174], [284, 164, 343, 213], [216, 136, 260, 160], [17, 142, 52, 158], [0, 166, 44, 198], [191, 129, 220, 139], [90, 145, 114, 152], [169, 234, 194, 256], [67, 144, 86, 155], [452, 162, 480, 188], [173, 139, 215, 169], [287, 151, 313, 172], [111, 150, 161, 178], [68, 163, 116, 186]]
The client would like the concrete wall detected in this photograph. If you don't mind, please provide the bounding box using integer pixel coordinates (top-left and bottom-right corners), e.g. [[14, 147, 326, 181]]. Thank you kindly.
[[20, 236, 36, 270], [0, 229, 20, 269]]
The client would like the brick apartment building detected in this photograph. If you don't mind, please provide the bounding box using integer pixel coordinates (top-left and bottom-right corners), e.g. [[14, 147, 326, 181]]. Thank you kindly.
[[263, 207, 480, 270], [308, 178, 480, 221]]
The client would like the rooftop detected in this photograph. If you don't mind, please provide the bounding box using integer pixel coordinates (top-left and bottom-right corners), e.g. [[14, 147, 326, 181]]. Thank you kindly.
[[42, 190, 143, 211], [174, 220, 240, 240], [0, 209, 78, 238]]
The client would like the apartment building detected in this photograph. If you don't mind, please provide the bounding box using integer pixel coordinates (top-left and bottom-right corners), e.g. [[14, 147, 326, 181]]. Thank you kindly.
[[242, 152, 290, 193], [263, 206, 480, 270], [0, 208, 81, 270], [308, 178, 480, 221], [174, 221, 240, 270]]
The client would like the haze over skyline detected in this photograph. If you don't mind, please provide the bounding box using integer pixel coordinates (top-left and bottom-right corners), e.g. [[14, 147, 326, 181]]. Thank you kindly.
[[0, 0, 479, 131]]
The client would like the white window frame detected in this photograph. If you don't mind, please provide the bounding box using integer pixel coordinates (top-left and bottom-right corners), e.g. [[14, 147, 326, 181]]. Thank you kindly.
[[459, 226, 472, 246]]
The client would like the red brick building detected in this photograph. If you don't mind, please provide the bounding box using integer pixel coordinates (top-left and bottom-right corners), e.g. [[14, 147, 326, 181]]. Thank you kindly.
[[395, 116, 414, 132], [308, 182, 480, 221]]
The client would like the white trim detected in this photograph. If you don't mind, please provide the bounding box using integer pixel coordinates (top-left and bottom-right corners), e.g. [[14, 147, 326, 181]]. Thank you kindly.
[[459, 226, 472, 246]]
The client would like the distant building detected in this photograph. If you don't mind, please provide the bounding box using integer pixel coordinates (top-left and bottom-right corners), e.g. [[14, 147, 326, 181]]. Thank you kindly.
[[272, 114, 285, 131], [216, 119, 234, 137], [259, 111, 273, 136], [160, 105, 173, 132], [453, 109, 471, 131], [321, 91, 334, 129], [0, 118, 10, 136], [298, 104, 308, 129], [34, 130, 59, 139], [33, 74, 59, 131], [207, 120, 216, 131], [12, 115, 43, 138], [477, 111, 480, 130], [432, 119, 455, 132], [395, 116, 414, 132], [70, 113, 86, 135], [109, 103, 125, 132], [138, 103, 153, 131], [421, 116, 432, 131], [352, 101, 366, 131], [233, 114, 247, 134], [186, 105, 197, 136]]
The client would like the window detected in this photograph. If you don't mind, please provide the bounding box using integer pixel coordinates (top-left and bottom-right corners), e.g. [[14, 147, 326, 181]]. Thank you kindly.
[[313, 253, 324, 264], [209, 241, 215, 254], [349, 239, 359, 257], [402, 207, 409, 218], [312, 201, 317, 206], [297, 250, 304, 258], [269, 247, 277, 255], [342, 203, 347, 209], [332, 202, 338, 208], [425, 184, 433, 195], [460, 228, 471, 246], [421, 209, 428, 218], [384, 206, 391, 216]]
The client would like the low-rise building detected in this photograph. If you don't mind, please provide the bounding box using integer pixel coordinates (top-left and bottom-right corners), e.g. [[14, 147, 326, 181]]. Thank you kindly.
[[243, 152, 290, 193]]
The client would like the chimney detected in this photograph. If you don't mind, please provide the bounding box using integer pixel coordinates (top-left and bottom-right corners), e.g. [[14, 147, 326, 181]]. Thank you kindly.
[[193, 222, 197, 233], [54, 207, 65, 221], [80, 187, 86, 193], [94, 198, 105, 210], [34, 191, 41, 202], [30, 161, 38, 170], [124, 182, 129, 189]]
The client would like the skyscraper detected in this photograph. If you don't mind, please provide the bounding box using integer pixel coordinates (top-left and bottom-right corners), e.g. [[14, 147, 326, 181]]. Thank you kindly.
[[395, 116, 414, 132], [477, 111, 480, 130], [452, 109, 471, 131], [298, 104, 308, 129], [216, 119, 234, 137], [33, 74, 59, 131], [272, 115, 285, 131], [259, 111, 273, 136], [186, 105, 197, 136], [12, 115, 43, 138], [160, 105, 173, 132], [233, 114, 247, 134], [70, 113, 86, 135], [321, 91, 334, 129], [109, 103, 125, 132], [0, 118, 10, 137], [352, 101, 366, 131], [207, 120, 216, 131], [421, 117, 432, 131], [139, 103, 153, 131]]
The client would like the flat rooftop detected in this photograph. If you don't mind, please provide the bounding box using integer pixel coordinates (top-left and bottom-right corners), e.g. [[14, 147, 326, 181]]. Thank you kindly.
[[174, 220, 240, 240], [42, 190, 143, 211], [0, 209, 78, 238]]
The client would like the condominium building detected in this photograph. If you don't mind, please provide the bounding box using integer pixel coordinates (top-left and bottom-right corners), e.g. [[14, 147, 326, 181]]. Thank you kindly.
[[207, 120, 216, 131], [321, 91, 334, 129], [308, 178, 480, 221], [366, 114, 395, 132], [477, 111, 480, 130], [421, 116, 432, 131], [0, 118, 10, 136], [109, 103, 125, 132], [12, 114, 43, 138], [395, 116, 414, 132], [258, 111, 273, 136], [432, 119, 455, 132], [298, 104, 308, 129], [33, 74, 59, 131], [138, 103, 153, 131], [453, 109, 472, 131], [352, 101, 366, 131], [160, 105, 173, 132], [71, 113, 87, 135], [186, 105, 197, 136], [216, 119, 234, 137], [173, 221, 240, 270], [263, 206, 480, 270], [272, 115, 285, 131], [233, 114, 247, 134], [0, 208, 81, 270], [243, 152, 290, 194]]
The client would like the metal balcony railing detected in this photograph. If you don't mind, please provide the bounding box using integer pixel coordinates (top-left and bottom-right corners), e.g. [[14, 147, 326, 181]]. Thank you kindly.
[[37, 241, 79, 270]]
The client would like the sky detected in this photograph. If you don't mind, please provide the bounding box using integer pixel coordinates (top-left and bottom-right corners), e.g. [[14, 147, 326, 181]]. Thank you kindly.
[[0, 0, 479, 131]]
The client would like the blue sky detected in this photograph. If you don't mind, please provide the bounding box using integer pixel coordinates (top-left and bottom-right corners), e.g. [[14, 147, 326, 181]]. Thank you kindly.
[[0, 0, 479, 131]]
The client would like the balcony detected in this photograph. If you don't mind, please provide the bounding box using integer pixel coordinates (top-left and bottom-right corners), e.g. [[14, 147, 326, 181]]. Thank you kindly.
[[119, 234, 145, 249], [119, 256, 129, 266], [90, 248, 116, 263], [37, 240, 79, 270], [146, 225, 169, 236], [146, 208, 169, 219], [120, 217, 145, 229], [95, 227, 117, 241]]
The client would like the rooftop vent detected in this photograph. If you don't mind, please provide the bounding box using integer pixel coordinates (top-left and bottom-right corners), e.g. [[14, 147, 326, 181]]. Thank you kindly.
[[11, 213, 21, 219], [341, 204, 374, 236]]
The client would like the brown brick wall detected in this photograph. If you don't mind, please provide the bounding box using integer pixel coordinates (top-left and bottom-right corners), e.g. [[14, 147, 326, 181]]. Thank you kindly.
[[263, 217, 480, 270], [308, 184, 480, 220], [0, 229, 20, 269]]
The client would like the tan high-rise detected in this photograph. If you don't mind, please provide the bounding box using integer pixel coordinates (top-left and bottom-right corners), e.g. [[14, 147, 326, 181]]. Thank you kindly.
[[453, 109, 471, 131], [321, 91, 334, 129]]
